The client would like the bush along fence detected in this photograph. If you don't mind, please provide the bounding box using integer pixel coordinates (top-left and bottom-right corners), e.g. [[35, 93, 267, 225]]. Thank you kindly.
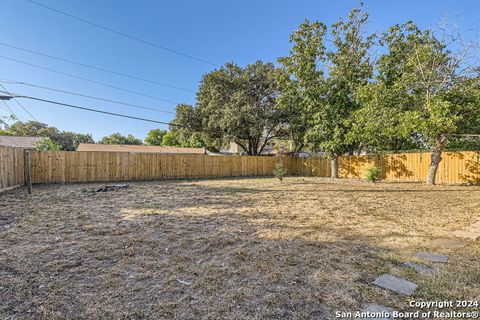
[[1, 149, 479, 191]]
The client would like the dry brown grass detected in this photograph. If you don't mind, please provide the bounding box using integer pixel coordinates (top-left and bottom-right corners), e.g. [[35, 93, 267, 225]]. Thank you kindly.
[[1, 177, 479, 319]]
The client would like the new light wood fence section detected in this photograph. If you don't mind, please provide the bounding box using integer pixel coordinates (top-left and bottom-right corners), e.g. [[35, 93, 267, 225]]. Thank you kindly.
[[2, 149, 478, 186], [29, 151, 291, 184], [287, 151, 480, 184], [343, 151, 480, 184], [0, 146, 25, 191], [287, 156, 331, 177]]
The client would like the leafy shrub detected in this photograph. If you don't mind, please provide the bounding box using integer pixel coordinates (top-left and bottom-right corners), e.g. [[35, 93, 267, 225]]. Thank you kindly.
[[273, 158, 287, 182], [365, 166, 382, 182]]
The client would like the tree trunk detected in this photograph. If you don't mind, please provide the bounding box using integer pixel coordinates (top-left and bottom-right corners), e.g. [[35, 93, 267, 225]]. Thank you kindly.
[[331, 154, 339, 179], [426, 136, 448, 185], [247, 142, 253, 156]]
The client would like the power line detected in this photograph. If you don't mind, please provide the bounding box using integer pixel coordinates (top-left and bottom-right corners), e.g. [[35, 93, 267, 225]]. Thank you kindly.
[[6, 93, 181, 127], [1, 100, 23, 121], [27, 0, 219, 67], [0, 83, 38, 121], [0, 55, 180, 105], [0, 42, 195, 93], [0, 78, 175, 115], [0, 103, 12, 116]]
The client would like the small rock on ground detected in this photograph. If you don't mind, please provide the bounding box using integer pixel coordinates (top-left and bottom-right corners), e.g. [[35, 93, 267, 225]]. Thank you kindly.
[[403, 262, 435, 275], [372, 274, 418, 296], [415, 251, 448, 263], [359, 304, 394, 320]]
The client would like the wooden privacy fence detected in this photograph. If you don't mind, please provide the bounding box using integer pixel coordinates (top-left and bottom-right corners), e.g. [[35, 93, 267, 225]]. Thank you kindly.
[[0, 145, 25, 191], [341, 151, 480, 184], [290, 151, 480, 185], [288, 156, 331, 177], [28, 151, 293, 184], [2, 149, 480, 187]]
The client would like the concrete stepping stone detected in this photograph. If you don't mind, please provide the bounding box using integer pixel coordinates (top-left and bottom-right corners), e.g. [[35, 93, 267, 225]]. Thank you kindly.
[[403, 262, 435, 275], [430, 238, 465, 249], [372, 274, 418, 296], [415, 251, 448, 263], [359, 304, 394, 320]]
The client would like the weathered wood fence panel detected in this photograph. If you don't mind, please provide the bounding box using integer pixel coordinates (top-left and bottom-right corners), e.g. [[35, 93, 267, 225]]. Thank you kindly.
[[0, 146, 25, 191]]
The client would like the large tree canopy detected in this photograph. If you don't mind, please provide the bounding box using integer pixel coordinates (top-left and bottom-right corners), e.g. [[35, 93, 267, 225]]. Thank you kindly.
[[279, 6, 374, 177], [4, 121, 94, 151], [194, 61, 285, 155], [168, 104, 218, 150], [351, 21, 480, 184], [277, 20, 327, 154]]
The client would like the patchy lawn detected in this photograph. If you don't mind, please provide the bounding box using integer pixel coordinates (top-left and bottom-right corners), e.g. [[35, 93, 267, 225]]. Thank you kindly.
[[1, 177, 479, 319]]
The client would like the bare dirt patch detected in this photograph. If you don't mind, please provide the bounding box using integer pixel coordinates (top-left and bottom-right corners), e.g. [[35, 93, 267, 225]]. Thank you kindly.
[[1, 177, 479, 319]]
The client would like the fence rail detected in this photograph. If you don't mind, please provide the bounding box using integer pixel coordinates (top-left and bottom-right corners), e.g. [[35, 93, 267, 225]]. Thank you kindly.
[[0, 146, 25, 191], [1, 149, 479, 188]]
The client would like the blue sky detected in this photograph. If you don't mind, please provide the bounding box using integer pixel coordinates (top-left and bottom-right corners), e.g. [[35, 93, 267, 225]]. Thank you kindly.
[[1, 0, 479, 141]]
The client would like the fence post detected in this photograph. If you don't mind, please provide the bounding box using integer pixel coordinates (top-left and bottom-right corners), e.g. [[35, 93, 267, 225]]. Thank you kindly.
[[24, 150, 32, 194]]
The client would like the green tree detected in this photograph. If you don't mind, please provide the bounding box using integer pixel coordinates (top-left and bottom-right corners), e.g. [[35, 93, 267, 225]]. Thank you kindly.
[[33, 137, 62, 151], [195, 61, 285, 155], [277, 20, 327, 153], [145, 129, 168, 146], [349, 82, 424, 152], [445, 136, 480, 151], [279, 6, 374, 177], [8, 121, 57, 137], [169, 103, 219, 151], [353, 21, 480, 184], [5, 121, 93, 150], [99, 133, 142, 145], [0, 129, 12, 135], [161, 131, 180, 146], [54, 131, 94, 150]]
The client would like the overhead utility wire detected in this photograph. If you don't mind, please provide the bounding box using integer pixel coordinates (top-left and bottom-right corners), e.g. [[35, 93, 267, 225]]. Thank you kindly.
[[0, 42, 195, 93], [0, 103, 13, 116], [27, 0, 219, 67], [0, 79, 175, 115], [2, 92, 181, 127], [0, 83, 38, 121], [0, 100, 23, 121], [0, 55, 179, 105]]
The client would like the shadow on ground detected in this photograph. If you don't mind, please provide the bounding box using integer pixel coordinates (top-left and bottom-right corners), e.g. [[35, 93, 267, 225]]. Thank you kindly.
[[1, 177, 479, 319]]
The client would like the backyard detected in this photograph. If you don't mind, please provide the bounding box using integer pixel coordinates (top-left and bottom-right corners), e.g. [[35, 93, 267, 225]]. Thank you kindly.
[[1, 177, 479, 319]]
